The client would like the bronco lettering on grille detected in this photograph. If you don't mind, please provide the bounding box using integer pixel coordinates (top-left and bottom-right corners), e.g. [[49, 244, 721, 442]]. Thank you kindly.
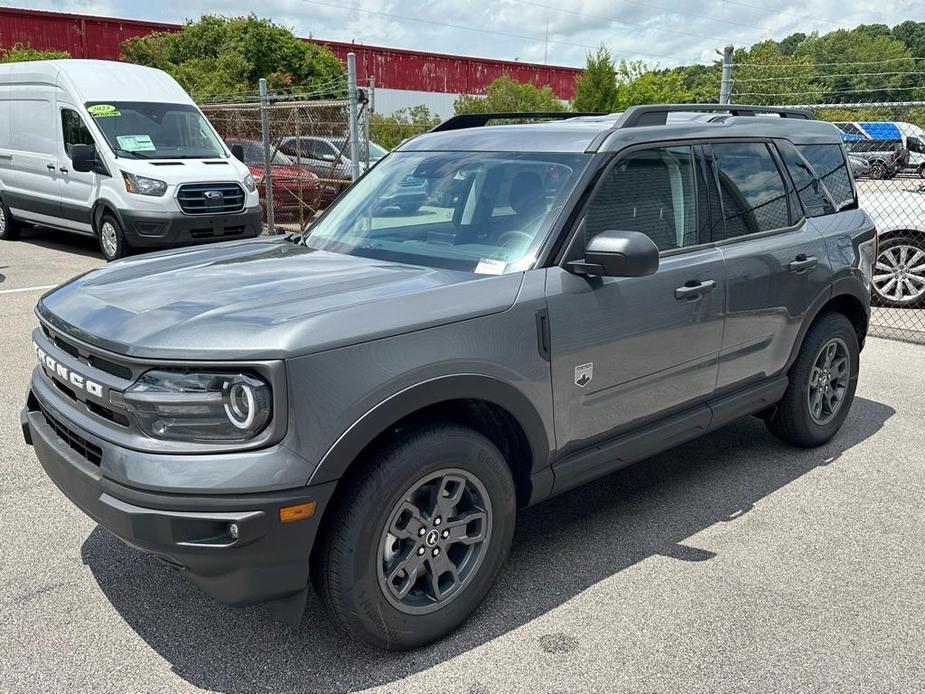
[[33, 341, 104, 398]]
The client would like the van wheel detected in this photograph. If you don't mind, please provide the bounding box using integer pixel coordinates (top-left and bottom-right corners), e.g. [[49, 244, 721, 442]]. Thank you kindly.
[[314, 424, 516, 650], [0, 197, 20, 240], [98, 213, 128, 261], [766, 312, 859, 448]]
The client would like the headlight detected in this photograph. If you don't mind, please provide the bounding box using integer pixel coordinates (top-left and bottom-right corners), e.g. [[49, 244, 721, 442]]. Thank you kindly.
[[120, 370, 272, 442], [243, 173, 256, 192], [121, 170, 168, 197]]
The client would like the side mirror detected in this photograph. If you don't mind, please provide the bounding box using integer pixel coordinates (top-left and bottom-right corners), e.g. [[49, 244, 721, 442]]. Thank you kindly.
[[71, 144, 96, 173], [570, 229, 660, 277], [907, 136, 922, 153], [230, 144, 245, 162]]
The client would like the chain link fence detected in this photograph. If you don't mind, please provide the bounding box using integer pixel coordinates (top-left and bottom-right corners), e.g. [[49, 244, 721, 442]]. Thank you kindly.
[[200, 86, 370, 234], [798, 103, 925, 344]]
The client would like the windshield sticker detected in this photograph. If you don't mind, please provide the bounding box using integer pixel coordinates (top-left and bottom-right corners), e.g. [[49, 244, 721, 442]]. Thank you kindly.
[[116, 134, 156, 152], [474, 258, 507, 275], [88, 104, 120, 118]]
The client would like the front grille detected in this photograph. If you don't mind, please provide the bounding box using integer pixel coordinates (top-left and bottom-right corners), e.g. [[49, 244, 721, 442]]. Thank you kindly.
[[39, 404, 103, 465], [177, 183, 245, 215]]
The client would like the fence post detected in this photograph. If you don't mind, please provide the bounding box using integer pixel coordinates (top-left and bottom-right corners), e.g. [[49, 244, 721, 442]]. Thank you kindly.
[[365, 75, 375, 168], [347, 52, 362, 181], [259, 78, 276, 234], [719, 43, 734, 105]]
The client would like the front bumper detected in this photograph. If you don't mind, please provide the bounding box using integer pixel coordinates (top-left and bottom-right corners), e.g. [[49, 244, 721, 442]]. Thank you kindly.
[[117, 205, 263, 248], [21, 397, 336, 607]]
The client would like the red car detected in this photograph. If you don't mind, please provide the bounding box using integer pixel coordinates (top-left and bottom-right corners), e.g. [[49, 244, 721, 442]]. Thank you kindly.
[[227, 139, 321, 221]]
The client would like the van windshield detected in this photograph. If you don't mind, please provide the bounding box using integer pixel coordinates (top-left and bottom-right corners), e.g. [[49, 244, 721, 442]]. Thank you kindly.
[[303, 151, 590, 273], [85, 102, 225, 159]]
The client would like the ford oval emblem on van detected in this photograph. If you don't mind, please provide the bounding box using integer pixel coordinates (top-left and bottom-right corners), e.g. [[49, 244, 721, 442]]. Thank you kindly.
[[204, 190, 224, 200]]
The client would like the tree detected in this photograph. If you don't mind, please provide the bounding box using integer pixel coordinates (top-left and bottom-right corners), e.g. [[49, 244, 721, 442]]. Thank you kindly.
[[369, 105, 441, 150], [892, 21, 925, 59], [454, 75, 564, 114], [778, 33, 807, 56], [573, 45, 618, 112], [729, 40, 819, 106], [121, 15, 344, 99], [0, 43, 70, 62]]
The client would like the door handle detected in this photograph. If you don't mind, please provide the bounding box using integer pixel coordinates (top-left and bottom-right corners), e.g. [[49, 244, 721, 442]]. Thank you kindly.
[[674, 279, 716, 300], [788, 255, 818, 273], [59, 167, 69, 174], [46, 164, 56, 170]]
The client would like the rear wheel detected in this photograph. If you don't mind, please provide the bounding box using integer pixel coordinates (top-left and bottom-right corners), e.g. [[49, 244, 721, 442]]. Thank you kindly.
[[315, 424, 516, 650], [98, 213, 128, 261], [0, 196, 20, 241], [871, 235, 925, 308], [766, 312, 859, 447], [867, 161, 887, 180]]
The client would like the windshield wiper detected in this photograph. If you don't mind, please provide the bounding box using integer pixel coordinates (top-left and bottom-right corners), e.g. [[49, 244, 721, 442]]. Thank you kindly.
[[115, 148, 152, 159]]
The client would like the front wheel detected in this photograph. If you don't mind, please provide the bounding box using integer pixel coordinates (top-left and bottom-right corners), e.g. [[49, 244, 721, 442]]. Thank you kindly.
[[314, 424, 516, 650], [867, 161, 887, 180], [766, 312, 859, 447], [98, 213, 128, 261], [0, 196, 20, 241]]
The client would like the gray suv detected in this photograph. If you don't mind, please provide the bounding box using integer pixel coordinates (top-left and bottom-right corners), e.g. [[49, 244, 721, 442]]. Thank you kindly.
[[22, 105, 876, 650]]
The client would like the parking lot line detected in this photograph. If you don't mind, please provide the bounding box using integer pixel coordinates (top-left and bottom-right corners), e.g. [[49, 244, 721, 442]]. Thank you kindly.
[[0, 284, 57, 295]]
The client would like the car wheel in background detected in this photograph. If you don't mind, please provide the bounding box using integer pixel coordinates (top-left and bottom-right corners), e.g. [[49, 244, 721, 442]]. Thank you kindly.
[[871, 235, 925, 308], [918, 164, 925, 179], [0, 196, 21, 241], [867, 161, 887, 180], [766, 312, 859, 448], [98, 213, 129, 261], [314, 424, 516, 650]]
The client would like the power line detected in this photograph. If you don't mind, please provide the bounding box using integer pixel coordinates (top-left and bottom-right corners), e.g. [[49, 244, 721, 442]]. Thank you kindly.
[[733, 85, 925, 97], [298, 0, 693, 64], [733, 70, 925, 82], [706, 0, 847, 30], [732, 57, 925, 68]]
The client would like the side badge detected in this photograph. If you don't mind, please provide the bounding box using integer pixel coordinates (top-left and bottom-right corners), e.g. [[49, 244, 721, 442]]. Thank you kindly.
[[574, 362, 593, 388]]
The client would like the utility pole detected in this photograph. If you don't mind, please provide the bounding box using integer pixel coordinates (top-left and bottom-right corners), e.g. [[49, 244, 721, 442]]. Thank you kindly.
[[346, 52, 361, 182], [719, 43, 734, 105], [258, 78, 275, 234]]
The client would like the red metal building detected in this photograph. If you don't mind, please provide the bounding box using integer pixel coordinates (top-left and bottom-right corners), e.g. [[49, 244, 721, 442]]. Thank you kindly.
[[0, 7, 581, 100]]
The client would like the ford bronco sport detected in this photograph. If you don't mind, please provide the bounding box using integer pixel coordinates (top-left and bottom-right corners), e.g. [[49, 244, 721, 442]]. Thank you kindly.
[[22, 105, 876, 650]]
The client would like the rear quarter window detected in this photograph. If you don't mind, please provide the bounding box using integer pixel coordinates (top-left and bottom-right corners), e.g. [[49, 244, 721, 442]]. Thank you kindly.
[[797, 144, 856, 209]]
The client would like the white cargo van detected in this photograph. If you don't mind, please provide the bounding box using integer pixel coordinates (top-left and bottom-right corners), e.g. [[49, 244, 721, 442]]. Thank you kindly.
[[0, 60, 262, 259]]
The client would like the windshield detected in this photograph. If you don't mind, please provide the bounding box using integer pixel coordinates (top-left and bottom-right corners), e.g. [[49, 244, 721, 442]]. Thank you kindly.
[[304, 151, 590, 273], [86, 102, 224, 159]]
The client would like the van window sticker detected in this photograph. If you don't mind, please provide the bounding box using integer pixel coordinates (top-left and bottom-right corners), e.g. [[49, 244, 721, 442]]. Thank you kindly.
[[116, 134, 156, 152], [88, 104, 121, 118]]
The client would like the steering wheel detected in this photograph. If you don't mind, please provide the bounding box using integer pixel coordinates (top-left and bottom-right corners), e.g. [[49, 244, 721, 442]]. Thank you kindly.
[[497, 230, 533, 248]]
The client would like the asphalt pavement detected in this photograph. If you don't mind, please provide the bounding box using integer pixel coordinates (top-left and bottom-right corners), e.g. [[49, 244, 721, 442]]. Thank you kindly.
[[1, 230, 923, 693]]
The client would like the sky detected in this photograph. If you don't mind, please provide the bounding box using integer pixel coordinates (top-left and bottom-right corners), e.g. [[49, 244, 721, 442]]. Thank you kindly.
[[8, 0, 925, 68]]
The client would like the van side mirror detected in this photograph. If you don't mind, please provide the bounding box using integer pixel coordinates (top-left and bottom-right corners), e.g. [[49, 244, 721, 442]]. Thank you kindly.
[[71, 144, 96, 173], [230, 144, 245, 162], [568, 229, 660, 277], [908, 136, 922, 153]]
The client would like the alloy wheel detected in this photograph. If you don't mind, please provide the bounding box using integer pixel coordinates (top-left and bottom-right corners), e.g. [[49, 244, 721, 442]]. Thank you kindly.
[[872, 244, 925, 305], [807, 337, 850, 426], [0, 205, 6, 235], [377, 468, 492, 615]]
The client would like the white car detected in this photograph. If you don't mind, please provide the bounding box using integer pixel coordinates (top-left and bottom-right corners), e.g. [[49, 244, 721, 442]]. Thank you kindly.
[[0, 60, 262, 260], [859, 186, 925, 307]]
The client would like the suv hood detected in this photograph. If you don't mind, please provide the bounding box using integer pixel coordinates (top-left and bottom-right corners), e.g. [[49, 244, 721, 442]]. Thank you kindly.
[[38, 238, 523, 360]]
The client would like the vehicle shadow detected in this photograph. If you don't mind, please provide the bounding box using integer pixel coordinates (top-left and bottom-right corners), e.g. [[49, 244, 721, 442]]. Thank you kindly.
[[80, 397, 894, 693], [16, 225, 102, 259]]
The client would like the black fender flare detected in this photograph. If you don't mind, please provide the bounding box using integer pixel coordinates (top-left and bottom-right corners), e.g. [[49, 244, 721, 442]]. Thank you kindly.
[[307, 374, 552, 486], [91, 200, 125, 234], [785, 279, 870, 371]]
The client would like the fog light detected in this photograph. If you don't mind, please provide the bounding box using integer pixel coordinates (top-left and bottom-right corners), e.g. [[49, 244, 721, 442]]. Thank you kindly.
[[228, 522, 239, 540]]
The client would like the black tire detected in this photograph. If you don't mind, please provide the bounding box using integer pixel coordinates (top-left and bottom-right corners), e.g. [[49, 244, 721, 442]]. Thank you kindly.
[[871, 235, 925, 308], [867, 161, 887, 180], [398, 202, 421, 214], [98, 212, 128, 261], [0, 196, 20, 241], [766, 312, 859, 448], [918, 164, 925, 180], [314, 424, 516, 650]]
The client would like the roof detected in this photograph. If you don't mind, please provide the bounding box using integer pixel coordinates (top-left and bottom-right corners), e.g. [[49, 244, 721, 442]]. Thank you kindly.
[[398, 106, 845, 154], [0, 59, 192, 105]]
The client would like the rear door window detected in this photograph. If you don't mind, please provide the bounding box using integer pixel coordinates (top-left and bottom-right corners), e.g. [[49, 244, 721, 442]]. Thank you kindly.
[[775, 140, 836, 218], [796, 144, 855, 209], [711, 142, 790, 240]]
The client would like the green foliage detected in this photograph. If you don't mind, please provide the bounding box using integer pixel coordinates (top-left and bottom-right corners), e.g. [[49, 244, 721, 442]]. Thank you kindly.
[[121, 14, 344, 99], [369, 105, 442, 150], [573, 45, 618, 112], [454, 75, 564, 115], [0, 43, 70, 63]]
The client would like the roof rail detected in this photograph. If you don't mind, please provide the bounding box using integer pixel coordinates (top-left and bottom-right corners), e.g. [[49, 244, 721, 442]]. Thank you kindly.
[[615, 104, 815, 128], [430, 112, 607, 133]]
